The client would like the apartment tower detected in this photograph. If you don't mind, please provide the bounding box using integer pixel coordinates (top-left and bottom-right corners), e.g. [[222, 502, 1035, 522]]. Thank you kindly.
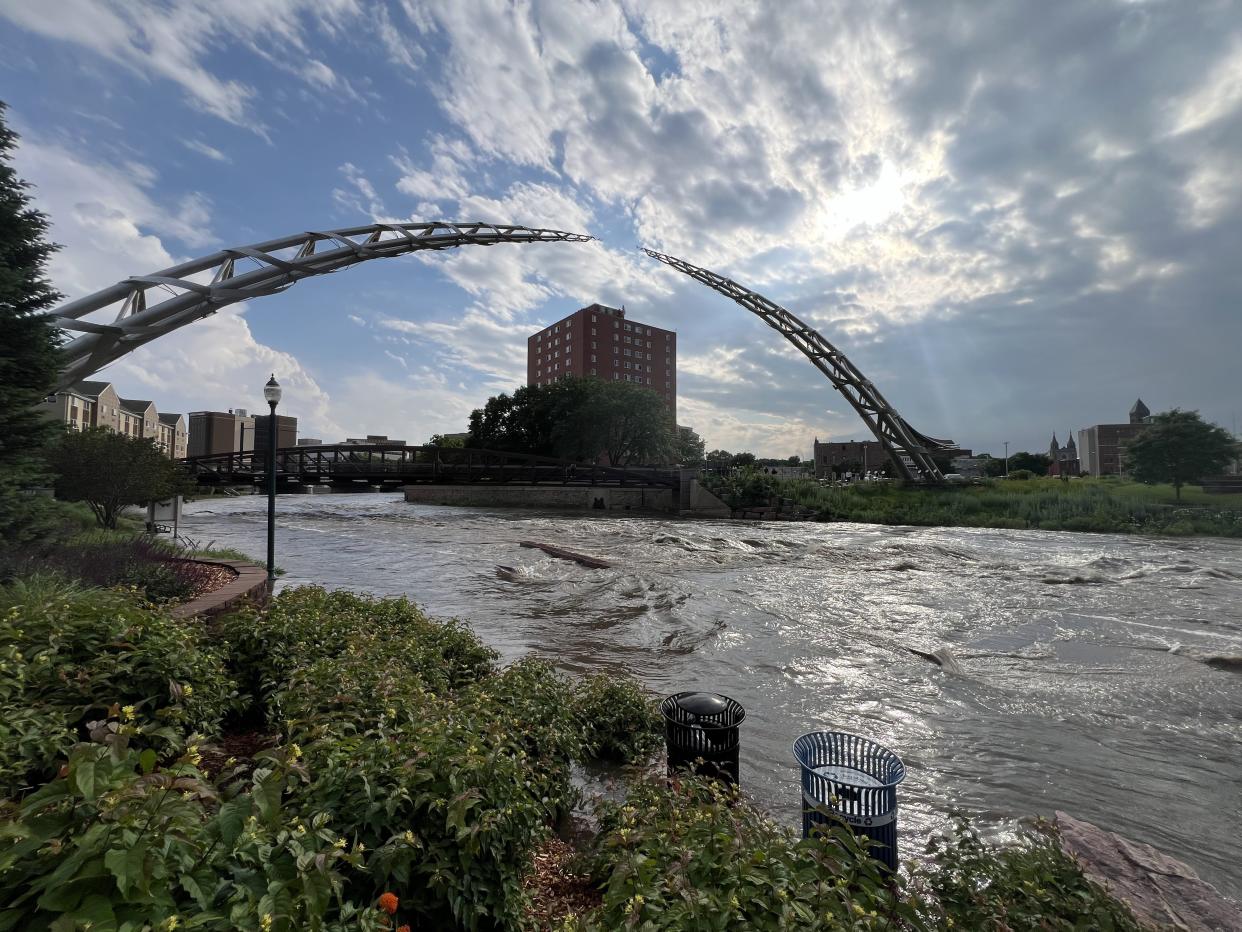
[[526, 304, 677, 423]]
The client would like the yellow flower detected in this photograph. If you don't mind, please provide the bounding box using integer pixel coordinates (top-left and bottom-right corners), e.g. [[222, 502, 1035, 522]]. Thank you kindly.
[[182, 685, 193, 697], [121, 705, 136, 721], [334, 837, 347, 849], [162, 918, 180, 931], [260, 915, 273, 932], [289, 743, 302, 759], [403, 830, 416, 845]]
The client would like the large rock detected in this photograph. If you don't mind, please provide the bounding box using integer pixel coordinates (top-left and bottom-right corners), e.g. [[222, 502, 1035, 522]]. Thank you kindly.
[[1055, 811, 1242, 931]]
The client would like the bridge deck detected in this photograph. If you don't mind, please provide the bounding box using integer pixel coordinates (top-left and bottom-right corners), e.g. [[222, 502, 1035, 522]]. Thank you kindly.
[[183, 444, 680, 488]]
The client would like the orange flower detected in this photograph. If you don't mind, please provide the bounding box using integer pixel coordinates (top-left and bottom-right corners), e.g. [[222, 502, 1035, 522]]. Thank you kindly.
[[397, 927, 411, 932], [378, 892, 399, 914]]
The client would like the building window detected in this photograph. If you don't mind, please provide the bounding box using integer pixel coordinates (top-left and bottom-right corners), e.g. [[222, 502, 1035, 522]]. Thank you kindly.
[[624, 323, 631, 331], [613, 334, 619, 342], [591, 341, 596, 349], [614, 321, 619, 328], [591, 327, 596, 334], [613, 373, 619, 380], [591, 315, 597, 323], [590, 354, 596, 362], [646, 353, 652, 361], [647, 340, 652, 348], [590, 368, 597, 375], [625, 362, 631, 369], [613, 346, 619, 354], [565, 347, 571, 356]]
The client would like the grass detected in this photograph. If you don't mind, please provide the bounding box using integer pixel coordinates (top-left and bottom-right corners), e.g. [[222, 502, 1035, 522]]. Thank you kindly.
[[781, 476, 1242, 537], [700, 472, 1242, 537]]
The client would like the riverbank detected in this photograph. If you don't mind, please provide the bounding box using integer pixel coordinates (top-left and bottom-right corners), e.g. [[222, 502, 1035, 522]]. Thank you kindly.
[[708, 474, 1242, 537], [0, 578, 1157, 929]]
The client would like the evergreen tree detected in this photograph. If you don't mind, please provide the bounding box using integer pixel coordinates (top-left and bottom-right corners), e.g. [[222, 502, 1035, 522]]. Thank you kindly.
[[0, 101, 62, 464], [0, 101, 64, 558]]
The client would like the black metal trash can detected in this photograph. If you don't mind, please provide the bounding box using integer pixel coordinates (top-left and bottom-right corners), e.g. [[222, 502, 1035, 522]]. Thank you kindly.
[[793, 731, 905, 872], [660, 691, 746, 786]]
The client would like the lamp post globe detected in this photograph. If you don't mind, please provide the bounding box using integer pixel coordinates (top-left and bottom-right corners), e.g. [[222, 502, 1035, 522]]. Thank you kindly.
[[264, 374, 281, 584]]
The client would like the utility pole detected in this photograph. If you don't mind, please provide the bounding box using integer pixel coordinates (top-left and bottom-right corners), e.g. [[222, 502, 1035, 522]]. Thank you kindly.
[[1004, 440, 1009, 478]]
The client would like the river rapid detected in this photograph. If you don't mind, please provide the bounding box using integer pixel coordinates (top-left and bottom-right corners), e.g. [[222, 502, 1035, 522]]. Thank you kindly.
[[181, 493, 1242, 897]]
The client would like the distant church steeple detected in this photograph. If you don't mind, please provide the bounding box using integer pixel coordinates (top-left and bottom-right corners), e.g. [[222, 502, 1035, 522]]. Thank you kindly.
[[1129, 398, 1150, 424]]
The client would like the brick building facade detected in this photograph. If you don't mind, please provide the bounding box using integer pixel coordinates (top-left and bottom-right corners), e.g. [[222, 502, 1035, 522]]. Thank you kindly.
[[527, 303, 677, 423]]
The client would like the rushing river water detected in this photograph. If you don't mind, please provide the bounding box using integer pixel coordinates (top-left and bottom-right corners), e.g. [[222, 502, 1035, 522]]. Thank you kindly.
[[181, 493, 1242, 898]]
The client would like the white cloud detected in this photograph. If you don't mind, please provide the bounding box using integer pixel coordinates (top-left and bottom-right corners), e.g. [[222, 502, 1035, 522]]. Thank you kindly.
[[181, 139, 232, 163], [106, 303, 343, 439], [0, 0, 367, 129]]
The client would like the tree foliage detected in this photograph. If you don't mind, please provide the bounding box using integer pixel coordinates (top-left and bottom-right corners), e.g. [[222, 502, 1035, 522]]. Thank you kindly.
[[674, 425, 706, 466], [48, 429, 192, 528], [0, 101, 64, 552], [984, 452, 1050, 477], [467, 376, 674, 465], [1126, 409, 1235, 500]]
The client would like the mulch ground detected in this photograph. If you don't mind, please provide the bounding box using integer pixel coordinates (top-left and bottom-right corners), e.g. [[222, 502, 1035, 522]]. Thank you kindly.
[[523, 837, 602, 929], [198, 730, 279, 779], [189, 564, 237, 599]]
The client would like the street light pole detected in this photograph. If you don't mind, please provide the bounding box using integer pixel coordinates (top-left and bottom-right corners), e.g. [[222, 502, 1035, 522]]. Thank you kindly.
[[1003, 440, 1010, 478], [263, 374, 282, 584]]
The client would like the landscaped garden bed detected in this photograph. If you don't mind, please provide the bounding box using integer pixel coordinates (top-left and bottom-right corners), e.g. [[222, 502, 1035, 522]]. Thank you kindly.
[[0, 580, 1146, 930]]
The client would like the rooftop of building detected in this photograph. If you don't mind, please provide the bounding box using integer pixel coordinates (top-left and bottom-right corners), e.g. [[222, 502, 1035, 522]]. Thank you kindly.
[[119, 398, 156, 412], [67, 380, 113, 398], [158, 412, 184, 425]]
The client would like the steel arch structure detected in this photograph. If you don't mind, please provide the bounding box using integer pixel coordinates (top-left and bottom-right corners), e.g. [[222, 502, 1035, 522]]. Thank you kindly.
[[45, 222, 592, 391], [643, 248, 954, 482]]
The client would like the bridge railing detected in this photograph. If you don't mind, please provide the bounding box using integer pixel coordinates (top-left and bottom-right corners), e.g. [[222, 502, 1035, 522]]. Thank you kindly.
[[182, 444, 681, 488]]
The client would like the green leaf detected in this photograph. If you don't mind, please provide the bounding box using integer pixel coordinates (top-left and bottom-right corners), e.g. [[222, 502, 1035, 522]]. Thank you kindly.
[[105, 842, 148, 898], [139, 749, 157, 774], [72, 759, 96, 800]]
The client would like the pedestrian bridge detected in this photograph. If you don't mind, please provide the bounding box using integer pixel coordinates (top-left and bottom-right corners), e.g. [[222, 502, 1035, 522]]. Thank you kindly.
[[182, 444, 681, 489]]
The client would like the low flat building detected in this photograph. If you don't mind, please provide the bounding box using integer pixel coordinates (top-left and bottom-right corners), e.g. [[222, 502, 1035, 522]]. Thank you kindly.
[[950, 455, 989, 478], [1078, 398, 1151, 477], [119, 398, 158, 440], [813, 438, 886, 478], [297, 438, 324, 447]]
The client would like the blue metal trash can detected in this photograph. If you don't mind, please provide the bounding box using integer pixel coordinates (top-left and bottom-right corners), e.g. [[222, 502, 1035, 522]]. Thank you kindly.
[[661, 691, 746, 786], [793, 731, 905, 872]]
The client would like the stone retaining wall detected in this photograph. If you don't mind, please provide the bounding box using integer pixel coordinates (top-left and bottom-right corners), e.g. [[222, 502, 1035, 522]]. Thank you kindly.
[[170, 559, 270, 620]]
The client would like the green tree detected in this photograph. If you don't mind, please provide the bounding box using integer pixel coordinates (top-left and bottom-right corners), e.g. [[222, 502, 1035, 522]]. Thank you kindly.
[[0, 101, 64, 554], [467, 376, 674, 464], [48, 429, 191, 529], [733, 451, 757, 468], [705, 449, 733, 472], [427, 433, 465, 448], [1126, 409, 1235, 500], [674, 425, 706, 466]]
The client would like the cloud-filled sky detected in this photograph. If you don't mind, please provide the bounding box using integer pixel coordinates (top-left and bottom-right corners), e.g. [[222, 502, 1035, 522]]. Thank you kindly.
[[3, 0, 1240, 456]]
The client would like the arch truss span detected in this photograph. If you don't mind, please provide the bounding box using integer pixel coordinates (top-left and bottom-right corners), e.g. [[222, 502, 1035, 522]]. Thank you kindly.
[[642, 248, 955, 483], [45, 222, 594, 390]]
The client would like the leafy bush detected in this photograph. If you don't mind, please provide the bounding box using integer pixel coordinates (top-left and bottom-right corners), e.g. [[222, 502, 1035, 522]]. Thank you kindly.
[[923, 818, 1141, 931], [0, 576, 238, 794], [571, 776, 923, 930], [218, 586, 498, 716], [573, 673, 663, 763], [0, 716, 385, 931], [33, 532, 217, 603]]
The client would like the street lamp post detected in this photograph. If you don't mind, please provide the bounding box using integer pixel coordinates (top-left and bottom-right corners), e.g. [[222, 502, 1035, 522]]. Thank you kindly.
[[263, 374, 282, 584], [1003, 440, 1010, 478]]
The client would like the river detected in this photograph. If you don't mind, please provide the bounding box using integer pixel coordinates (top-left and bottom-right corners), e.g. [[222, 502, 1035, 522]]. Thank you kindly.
[[181, 493, 1242, 898]]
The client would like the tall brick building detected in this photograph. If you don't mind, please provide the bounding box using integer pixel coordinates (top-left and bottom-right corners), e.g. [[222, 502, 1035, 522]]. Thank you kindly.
[[527, 303, 677, 423]]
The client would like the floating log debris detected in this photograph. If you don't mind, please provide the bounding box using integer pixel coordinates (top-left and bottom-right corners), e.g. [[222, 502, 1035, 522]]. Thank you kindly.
[[519, 540, 612, 569]]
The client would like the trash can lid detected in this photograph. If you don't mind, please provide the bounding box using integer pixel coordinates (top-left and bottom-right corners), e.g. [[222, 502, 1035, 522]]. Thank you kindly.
[[675, 692, 729, 718]]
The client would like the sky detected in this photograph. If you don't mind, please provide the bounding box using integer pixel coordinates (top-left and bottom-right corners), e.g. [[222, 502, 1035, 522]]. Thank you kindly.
[[3, 0, 1241, 458]]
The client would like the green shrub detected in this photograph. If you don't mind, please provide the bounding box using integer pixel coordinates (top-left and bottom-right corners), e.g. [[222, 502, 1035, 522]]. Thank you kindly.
[[0, 717, 384, 931], [294, 660, 582, 930], [219, 587, 497, 715], [923, 818, 1141, 931], [573, 673, 663, 763], [572, 776, 923, 930], [0, 577, 238, 794]]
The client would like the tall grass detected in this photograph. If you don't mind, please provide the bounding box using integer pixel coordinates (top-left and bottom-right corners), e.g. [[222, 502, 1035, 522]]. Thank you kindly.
[[780, 477, 1242, 537]]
